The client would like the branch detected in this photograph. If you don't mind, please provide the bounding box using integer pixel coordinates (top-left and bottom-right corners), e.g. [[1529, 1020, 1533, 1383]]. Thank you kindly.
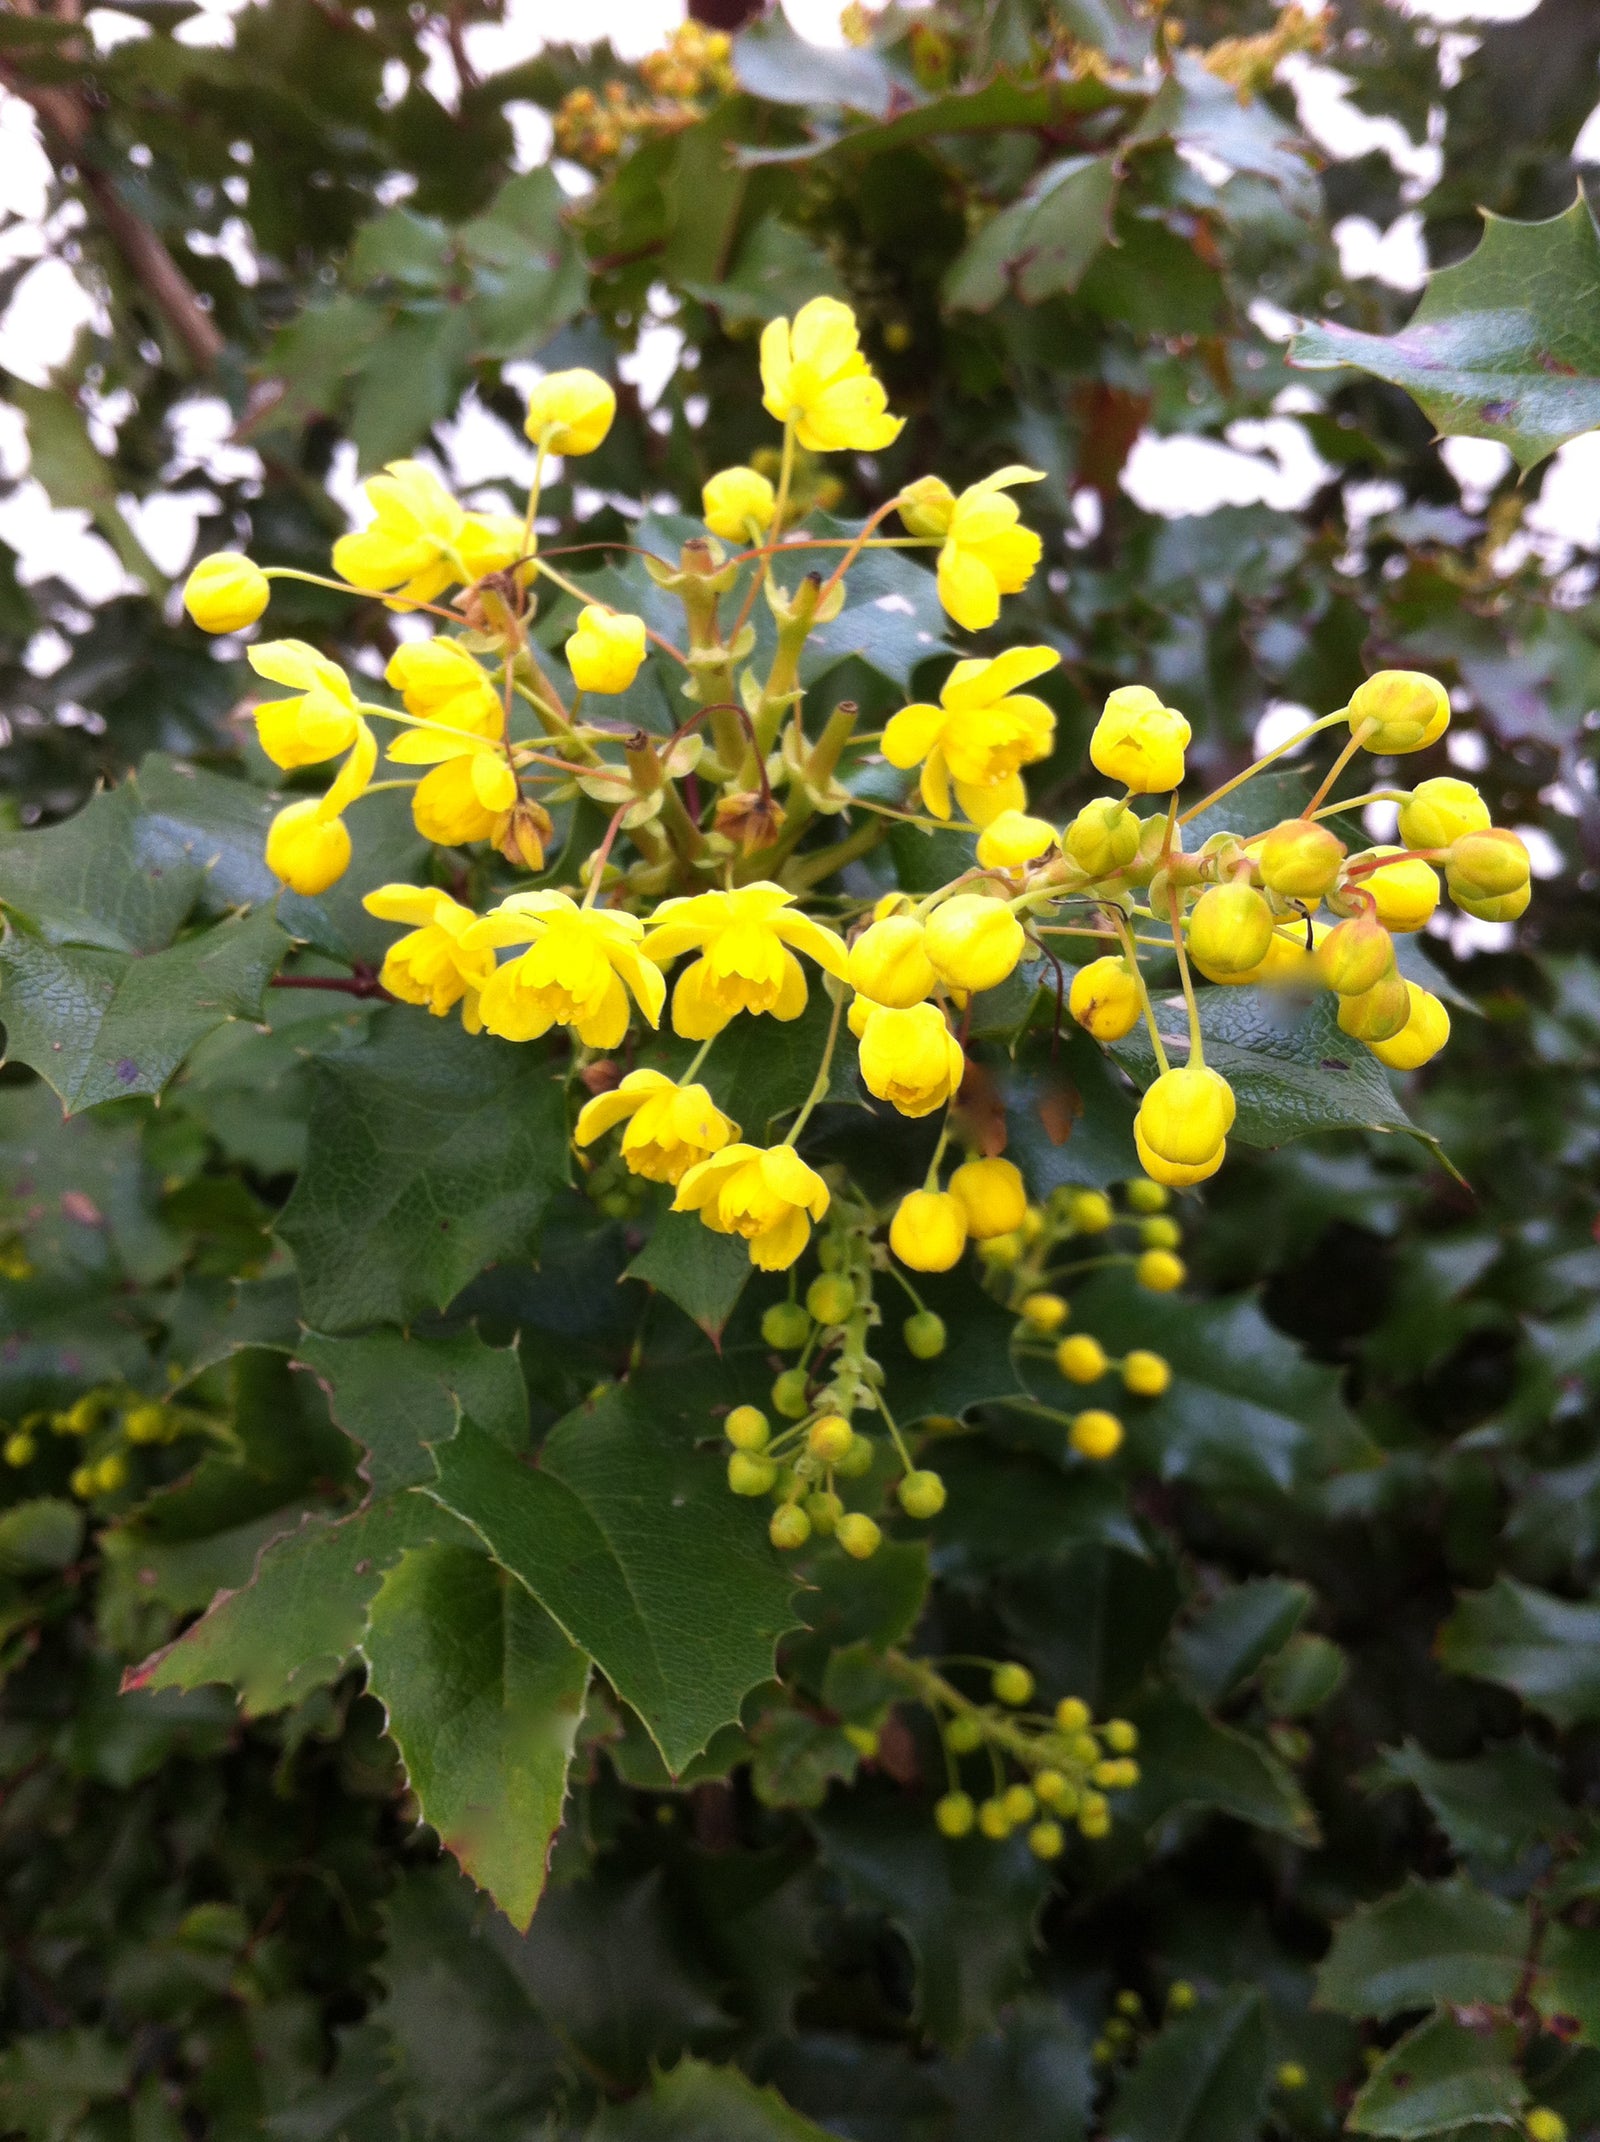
[[270, 967, 398, 1002]]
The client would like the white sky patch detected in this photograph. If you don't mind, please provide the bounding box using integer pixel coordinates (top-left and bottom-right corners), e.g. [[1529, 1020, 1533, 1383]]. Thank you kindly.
[[1333, 211, 1429, 292], [1440, 435, 1513, 510], [1280, 57, 1443, 198], [436, 394, 542, 491], [1122, 418, 1334, 518], [1525, 434, 1600, 553]]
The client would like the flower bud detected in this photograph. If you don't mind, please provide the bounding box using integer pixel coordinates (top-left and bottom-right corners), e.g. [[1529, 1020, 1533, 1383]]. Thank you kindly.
[[566, 605, 647, 694], [762, 1301, 811, 1351], [847, 913, 937, 1007], [728, 1452, 777, 1496], [889, 1188, 968, 1271], [1257, 819, 1346, 900], [1354, 848, 1439, 933], [1446, 828, 1530, 900], [1136, 1065, 1235, 1169], [897, 474, 956, 538], [903, 1311, 947, 1359], [1089, 685, 1192, 794], [770, 1502, 811, 1550], [1135, 1248, 1186, 1291], [935, 1790, 975, 1837], [975, 809, 1055, 869], [1020, 1291, 1068, 1334], [265, 801, 350, 894], [1056, 1334, 1108, 1384], [524, 367, 616, 455], [924, 894, 1025, 993], [1064, 796, 1141, 877], [1397, 777, 1489, 851], [1314, 912, 1395, 997], [494, 797, 554, 871], [898, 1468, 946, 1518], [1335, 969, 1411, 1043], [806, 1274, 856, 1326], [1071, 1409, 1123, 1460], [1450, 883, 1530, 923], [1122, 1350, 1171, 1396], [702, 464, 776, 540], [1368, 982, 1450, 1070], [837, 1511, 882, 1559], [993, 1662, 1034, 1706], [807, 1414, 854, 1464], [1068, 956, 1141, 1042], [183, 551, 269, 634], [948, 1156, 1027, 1240], [857, 1001, 966, 1118], [1187, 881, 1275, 977], [1348, 669, 1450, 754]]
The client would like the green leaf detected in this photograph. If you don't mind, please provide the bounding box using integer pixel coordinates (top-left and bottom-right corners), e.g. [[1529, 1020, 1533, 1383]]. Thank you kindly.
[[748, 1705, 860, 1810], [1, 907, 288, 1112], [663, 987, 863, 1142], [1437, 1578, 1600, 1729], [1347, 2016, 1526, 2138], [624, 1209, 753, 1341], [1536, 1924, 1600, 2048], [1105, 1989, 1269, 2142], [1364, 1740, 1571, 1866], [0, 1496, 84, 1574], [348, 305, 475, 471], [0, 779, 206, 953], [1131, 50, 1314, 189], [362, 1542, 589, 1931], [1170, 1577, 1312, 1706], [275, 1012, 570, 1332], [1293, 190, 1600, 472], [1113, 987, 1418, 1147], [428, 1385, 800, 1775], [588, 2059, 838, 2141], [295, 1326, 530, 1495], [799, 518, 956, 691], [11, 382, 161, 587], [1001, 1031, 1141, 1192], [944, 155, 1117, 311], [0, 2028, 131, 2142], [1118, 1689, 1318, 1843], [681, 216, 844, 324], [733, 14, 897, 117], [1315, 1880, 1529, 2021]]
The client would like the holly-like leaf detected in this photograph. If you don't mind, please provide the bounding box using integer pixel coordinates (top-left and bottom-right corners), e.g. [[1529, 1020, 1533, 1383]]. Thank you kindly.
[[1170, 1578, 1312, 1707], [1117, 1689, 1317, 1843], [733, 13, 898, 119], [589, 2058, 839, 2140], [275, 1012, 570, 1332], [1315, 1879, 1530, 2021], [1346, 2015, 1526, 2138], [797, 516, 956, 691], [0, 907, 288, 1112], [295, 1327, 530, 1495], [428, 1380, 800, 1774], [1291, 193, 1600, 471], [944, 155, 1118, 312], [1536, 1924, 1600, 2048], [1105, 1989, 1270, 2142], [1437, 1578, 1600, 1729], [362, 1543, 590, 1930], [0, 780, 206, 954], [1001, 1031, 1141, 1193], [624, 1211, 753, 1342], [1364, 1739, 1572, 1866]]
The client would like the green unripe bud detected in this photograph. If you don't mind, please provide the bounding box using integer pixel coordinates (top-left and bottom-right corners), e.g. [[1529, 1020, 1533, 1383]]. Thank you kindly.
[[1066, 1188, 1113, 1233], [725, 1404, 770, 1452], [1276, 2063, 1309, 2092], [903, 1310, 947, 1358], [945, 1715, 983, 1754], [3, 1431, 36, 1467], [1139, 1216, 1180, 1250], [1315, 911, 1395, 997], [1125, 1179, 1167, 1213], [1336, 969, 1411, 1044], [1020, 1291, 1068, 1334], [728, 1452, 777, 1497], [771, 1367, 810, 1418], [1115, 1989, 1143, 2018], [1027, 1818, 1066, 1859], [124, 1402, 169, 1444], [992, 1662, 1035, 1707], [1348, 668, 1450, 753], [1056, 1333, 1108, 1384], [93, 1452, 128, 1493], [804, 1490, 843, 1535], [1002, 1782, 1037, 1824], [769, 1503, 812, 1551], [1063, 795, 1141, 878], [1450, 883, 1530, 923], [897, 1468, 947, 1519], [1167, 1981, 1197, 2013], [836, 1512, 882, 1560], [977, 1795, 1013, 1839], [817, 1238, 845, 1272], [1187, 880, 1275, 976], [1398, 776, 1489, 851], [935, 1790, 975, 1837], [835, 1432, 875, 1478], [1447, 827, 1530, 899], [1056, 1696, 1091, 1731], [806, 1273, 857, 1326], [1258, 818, 1346, 900], [807, 1414, 854, 1464], [1102, 1718, 1138, 1752], [761, 1301, 812, 1351]]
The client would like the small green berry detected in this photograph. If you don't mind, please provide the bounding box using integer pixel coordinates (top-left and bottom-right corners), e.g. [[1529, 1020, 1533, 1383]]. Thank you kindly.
[[807, 1414, 854, 1464], [1002, 1782, 1036, 1824], [1167, 1980, 1197, 2013], [769, 1503, 812, 1551], [1055, 1696, 1091, 1732], [771, 1367, 809, 1418], [1102, 1718, 1138, 1753], [761, 1301, 812, 1351], [1125, 1178, 1168, 1213], [935, 1790, 975, 1837], [897, 1469, 946, 1520], [835, 1432, 876, 1478], [804, 1490, 843, 1536], [992, 1662, 1034, 1707], [977, 1795, 1012, 1839], [1140, 1215, 1181, 1249], [902, 1310, 947, 1358], [1114, 1990, 1142, 2018], [945, 1715, 983, 1754], [728, 1452, 777, 1497], [3, 1431, 35, 1468], [807, 1273, 857, 1325], [1028, 1818, 1064, 1860], [1276, 2064, 1309, 2093], [726, 1404, 770, 1452], [836, 1512, 882, 1560]]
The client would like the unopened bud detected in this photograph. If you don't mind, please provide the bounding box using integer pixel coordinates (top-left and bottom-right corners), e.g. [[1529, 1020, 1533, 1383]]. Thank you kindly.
[[493, 797, 554, 871], [1446, 827, 1529, 900], [1398, 776, 1489, 851], [1315, 911, 1395, 997], [1348, 669, 1450, 754], [1335, 969, 1411, 1043], [897, 474, 956, 539], [1187, 880, 1275, 977], [1352, 848, 1439, 933], [713, 788, 785, 855], [1068, 956, 1141, 1042], [1368, 981, 1450, 1069], [1258, 819, 1346, 900], [1064, 796, 1141, 877]]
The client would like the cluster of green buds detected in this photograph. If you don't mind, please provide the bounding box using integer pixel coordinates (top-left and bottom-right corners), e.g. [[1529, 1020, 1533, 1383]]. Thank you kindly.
[[3, 1386, 186, 1500]]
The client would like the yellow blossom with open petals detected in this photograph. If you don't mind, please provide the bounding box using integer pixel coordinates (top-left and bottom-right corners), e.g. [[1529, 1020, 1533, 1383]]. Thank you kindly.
[[934, 467, 1045, 632], [466, 893, 664, 1049], [882, 646, 1059, 824], [673, 1142, 830, 1270], [331, 461, 524, 609], [383, 640, 504, 763], [363, 884, 495, 1030], [575, 1069, 739, 1185], [411, 751, 518, 846], [641, 882, 849, 1039], [759, 297, 904, 454], [856, 1001, 966, 1118], [248, 641, 361, 769], [1089, 686, 1191, 794]]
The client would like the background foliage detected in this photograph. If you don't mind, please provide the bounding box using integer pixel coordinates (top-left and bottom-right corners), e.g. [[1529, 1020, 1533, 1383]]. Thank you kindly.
[[1, 1, 1599, 2137]]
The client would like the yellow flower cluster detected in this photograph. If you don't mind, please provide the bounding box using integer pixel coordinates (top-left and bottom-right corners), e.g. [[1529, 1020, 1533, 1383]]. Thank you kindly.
[[927, 1671, 1141, 1854], [554, 22, 736, 167]]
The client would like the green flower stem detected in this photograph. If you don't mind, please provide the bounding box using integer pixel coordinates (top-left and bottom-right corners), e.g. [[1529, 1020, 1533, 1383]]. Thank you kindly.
[[1166, 884, 1204, 1068], [1303, 719, 1377, 816], [1109, 908, 1169, 1076], [259, 566, 456, 622], [782, 984, 846, 1147], [884, 1652, 1047, 1770], [521, 438, 549, 563], [781, 815, 885, 892], [1175, 709, 1347, 828]]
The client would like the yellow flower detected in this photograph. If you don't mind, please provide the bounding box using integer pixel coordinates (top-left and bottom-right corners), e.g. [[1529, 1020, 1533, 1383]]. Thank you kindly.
[[976, 809, 1055, 870], [923, 894, 1026, 994], [882, 646, 1059, 824], [1257, 818, 1346, 900], [1397, 777, 1489, 851], [702, 465, 776, 541], [933, 466, 1045, 632], [524, 369, 616, 456], [889, 1188, 968, 1272], [847, 913, 937, 1008], [674, 1143, 830, 1270], [1354, 848, 1439, 933], [384, 639, 504, 763], [566, 606, 647, 695], [1368, 982, 1450, 1070], [759, 296, 904, 454], [331, 460, 524, 608], [641, 883, 849, 1039], [1348, 669, 1449, 754], [1069, 956, 1141, 1041], [856, 1001, 966, 1118], [1446, 828, 1529, 903], [1187, 882, 1275, 977], [263, 709, 377, 895], [1064, 796, 1141, 877], [948, 1156, 1027, 1239], [411, 751, 519, 846], [183, 551, 269, 634], [466, 893, 666, 1048], [1089, 686, 1191, 795], [1133, 1065, 1235, 1187], [1315, 912, 1395, 998], [363, 883, 494, 1029], [248, 641, 361, 769], [575, 1069, 739, 1185]]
